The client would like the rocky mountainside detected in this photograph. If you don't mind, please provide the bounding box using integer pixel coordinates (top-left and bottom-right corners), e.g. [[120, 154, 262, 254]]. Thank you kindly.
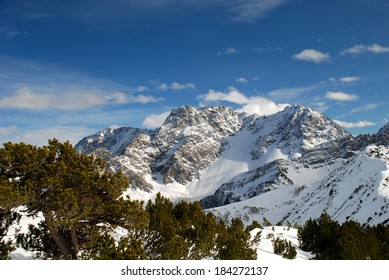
[[76, 105, 389, 225]]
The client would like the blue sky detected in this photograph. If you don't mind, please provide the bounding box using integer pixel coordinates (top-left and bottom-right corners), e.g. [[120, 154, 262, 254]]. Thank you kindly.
[[1, 0, 389, 146]]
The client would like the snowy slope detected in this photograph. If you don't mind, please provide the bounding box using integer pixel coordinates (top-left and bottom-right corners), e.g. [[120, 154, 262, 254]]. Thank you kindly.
[[207, 145, 389, 226], [252, 226, 313, 260]]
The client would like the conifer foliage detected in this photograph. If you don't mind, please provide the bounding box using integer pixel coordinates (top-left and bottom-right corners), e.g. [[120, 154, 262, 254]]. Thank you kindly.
[[0, 140, 144, 259], [272, 237, 297, 259], [298, 212, 389, 260]]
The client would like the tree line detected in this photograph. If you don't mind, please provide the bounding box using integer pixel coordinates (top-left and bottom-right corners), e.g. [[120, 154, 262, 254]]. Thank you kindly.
[[298, 212, 389, 259], [0, 140, 257, 260]]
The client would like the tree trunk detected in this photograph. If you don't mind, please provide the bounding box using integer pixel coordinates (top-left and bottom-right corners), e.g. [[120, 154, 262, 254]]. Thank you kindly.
[[44, 212, 74, 260], [70, 226, 79, 259]]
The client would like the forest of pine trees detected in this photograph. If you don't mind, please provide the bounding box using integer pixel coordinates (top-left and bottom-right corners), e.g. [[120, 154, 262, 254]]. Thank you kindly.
[[298, 212, 389, 260], [0, 140, 256, 260]]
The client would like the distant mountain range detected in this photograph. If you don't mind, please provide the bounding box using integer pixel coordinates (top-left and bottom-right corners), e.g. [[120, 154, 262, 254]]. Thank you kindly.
[[76, 105, 389, 226]]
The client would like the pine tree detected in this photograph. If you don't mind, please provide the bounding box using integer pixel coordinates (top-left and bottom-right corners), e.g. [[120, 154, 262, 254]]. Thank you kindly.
[[298, 217, 319, 252], [338, 220, 370, 260], [216, 218, 257, 260], [144, 193, 194, 259], [372, 223, 389, 259], [173, 200, 217, 259], [1, 140, 145, 259], [315, 212, 340, 259], [272, 237, 296, 259], [246, 220, 263, 231]]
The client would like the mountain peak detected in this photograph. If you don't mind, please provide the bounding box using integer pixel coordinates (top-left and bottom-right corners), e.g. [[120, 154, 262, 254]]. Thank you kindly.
[[249, 104, 351, 158]]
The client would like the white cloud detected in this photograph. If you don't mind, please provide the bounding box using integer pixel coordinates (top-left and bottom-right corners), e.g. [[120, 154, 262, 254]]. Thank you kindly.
[[293, 49, 330, 64], [0, 87, 162, 110], [235, 77, 248, 84], [157, 83, 169, 91], [325, 91, 359, 102], [110, 92, 162, 104], [240, 97, 289, 115], [171, 82, 196, 90], [340, 45, 366, 56], [0, 87, 106, 110], [142, 111, 171, 129], [129, 94, 162, 104], [198, 88, 288, 116], [199, 88, 249, 104], [339, 76, 360, 83], [341, 44, 389, 56], [135, 86, 149, 92], [334, 120, 376, 129], [219, 48, 239, 55], [368, 44, 389, 53], [155, 82, 195, 91]]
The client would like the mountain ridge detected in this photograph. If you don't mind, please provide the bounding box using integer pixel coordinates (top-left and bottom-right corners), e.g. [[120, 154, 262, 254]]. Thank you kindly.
[[76, 104, 389, 225]]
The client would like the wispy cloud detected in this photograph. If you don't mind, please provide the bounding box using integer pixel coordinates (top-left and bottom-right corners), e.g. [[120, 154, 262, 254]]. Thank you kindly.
[[228, 0, 290, 23], [350, 103, 380, 114], [0, 87, 161, 110], [235, 77, 248, 84], [340, 44, 389, 56], [328, 76, 361, 85], [293, 49, 331, 64], [0, 87, 106, 110], [198, 87, 288, 116], [199, 88, 249, 104], [156, 82, 196, 91], [339, 76, 360, 83], [142, 111, 171, 129], [171, 82, 196, 90], [7, 0, 290, 24], [109, 92, 163, 105], [336, 103, 381, 119], [325, 91, 359, 102], [334, 120, 376, 129], [0, 26, 27, 38], [252, 46, 283, 52], [218, 47, 239, 55]]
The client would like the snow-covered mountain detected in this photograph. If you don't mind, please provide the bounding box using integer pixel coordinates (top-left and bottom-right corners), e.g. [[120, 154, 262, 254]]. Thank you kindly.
[[76, 105, 389, 226]]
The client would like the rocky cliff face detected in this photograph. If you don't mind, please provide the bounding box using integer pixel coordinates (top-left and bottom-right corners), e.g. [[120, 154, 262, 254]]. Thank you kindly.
[[76, 106, 246, 189], [150, 106, 245, 184], [76, 105, 389, 225]]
